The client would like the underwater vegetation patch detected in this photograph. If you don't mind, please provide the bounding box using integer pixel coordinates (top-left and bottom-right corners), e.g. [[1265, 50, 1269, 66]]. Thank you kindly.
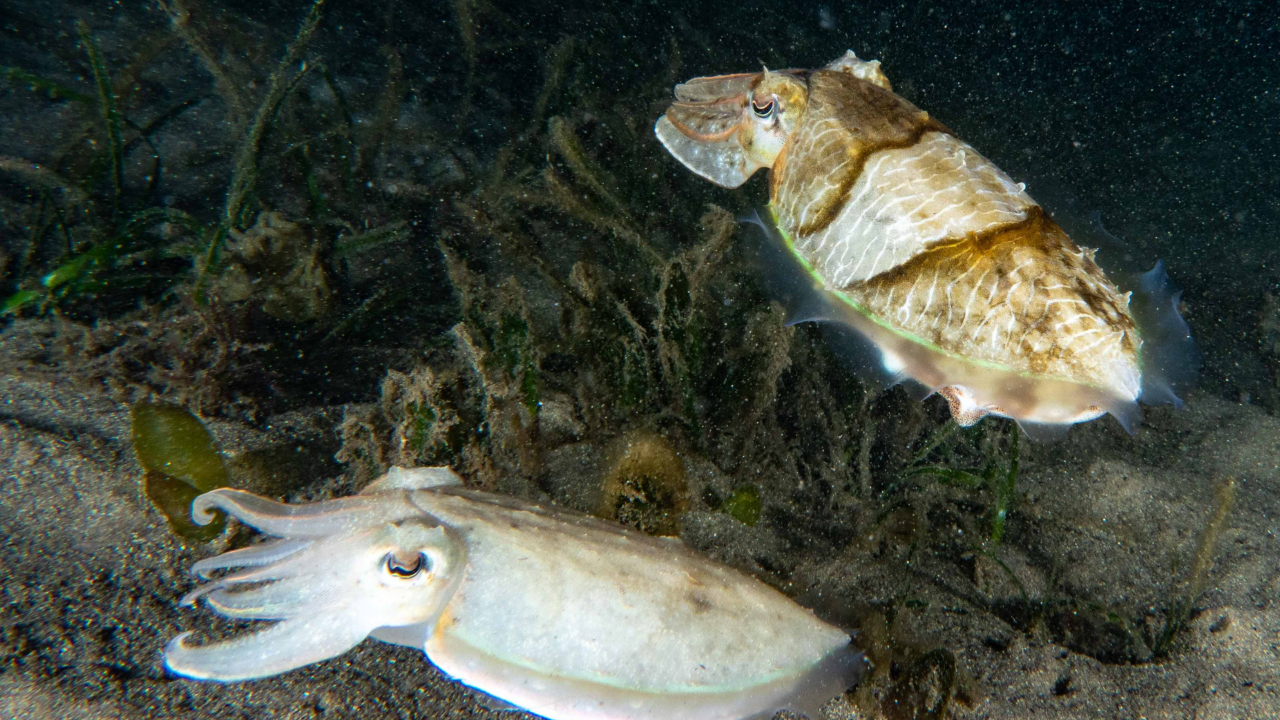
[[841, 604, 981, 719], [1, 0, 470, 416], [597, 432, 689, 536], [974, 473, 1240, 665], [1, 17, 212, 316], [1151, 474, 1237, 658], [897, 420, 1021, 546]]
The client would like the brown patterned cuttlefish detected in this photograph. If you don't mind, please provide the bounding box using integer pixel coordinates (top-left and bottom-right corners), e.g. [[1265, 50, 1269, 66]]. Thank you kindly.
[[655, 50, 1196, 437]]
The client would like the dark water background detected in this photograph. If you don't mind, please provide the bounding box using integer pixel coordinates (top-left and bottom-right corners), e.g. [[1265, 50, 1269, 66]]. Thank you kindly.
[[2, 0, 1276, 406], [1, 1, 1279, 718]]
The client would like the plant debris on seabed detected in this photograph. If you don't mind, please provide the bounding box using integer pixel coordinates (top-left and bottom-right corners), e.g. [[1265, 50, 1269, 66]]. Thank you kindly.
[[0, 2, 1244, 719]]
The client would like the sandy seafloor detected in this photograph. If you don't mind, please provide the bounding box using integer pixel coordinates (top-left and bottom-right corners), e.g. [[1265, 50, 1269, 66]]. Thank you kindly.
[[3, 320, 1280, 719], [2, 0, 1279, 719]]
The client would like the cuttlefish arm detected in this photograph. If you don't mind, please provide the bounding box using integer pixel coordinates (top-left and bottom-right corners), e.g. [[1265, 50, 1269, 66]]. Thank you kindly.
[[165, 469, 467, 682], [656, 68, 811, 189]]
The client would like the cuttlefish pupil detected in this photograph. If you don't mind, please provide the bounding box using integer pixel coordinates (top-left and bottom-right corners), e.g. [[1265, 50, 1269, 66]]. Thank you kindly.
[[386, 551, 427, 578]]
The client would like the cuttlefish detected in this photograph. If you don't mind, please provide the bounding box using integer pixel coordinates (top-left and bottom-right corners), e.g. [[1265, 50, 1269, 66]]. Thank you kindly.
[[656, 51, 1195, 437], [165, 466, 864, 720]]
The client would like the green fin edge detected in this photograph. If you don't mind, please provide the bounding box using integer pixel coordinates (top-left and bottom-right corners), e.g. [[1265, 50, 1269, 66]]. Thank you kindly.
[[765, 205, 1119, 391]]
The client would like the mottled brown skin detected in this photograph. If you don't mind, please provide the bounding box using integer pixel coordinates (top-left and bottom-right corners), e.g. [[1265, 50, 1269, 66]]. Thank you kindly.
[[853, 209, 1139, 388], [656, 51, 1146, 425], [771, 71, 951, 237], [767, 69, 1139, 397]]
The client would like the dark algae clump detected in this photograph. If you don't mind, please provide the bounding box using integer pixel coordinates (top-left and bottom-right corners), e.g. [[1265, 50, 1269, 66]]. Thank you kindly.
[[597, 431, 689, 536], [0, 1, 1277, 719]]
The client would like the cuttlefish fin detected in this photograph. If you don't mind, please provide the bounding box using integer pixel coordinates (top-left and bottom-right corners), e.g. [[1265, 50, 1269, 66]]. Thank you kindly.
[[1131, 260, 1199, 409], [740, 210, 903, 392], [738, 211, 829, 324], [1015, 419, 1074, 443]]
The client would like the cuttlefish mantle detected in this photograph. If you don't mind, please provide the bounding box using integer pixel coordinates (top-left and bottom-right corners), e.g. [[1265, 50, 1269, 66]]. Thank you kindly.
[[165, 466, 865, 720]]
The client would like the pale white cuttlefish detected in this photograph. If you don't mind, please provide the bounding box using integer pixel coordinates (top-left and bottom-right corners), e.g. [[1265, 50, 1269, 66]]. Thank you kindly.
[[655, 50, 1197, 438], [165, 466, 864, 720]]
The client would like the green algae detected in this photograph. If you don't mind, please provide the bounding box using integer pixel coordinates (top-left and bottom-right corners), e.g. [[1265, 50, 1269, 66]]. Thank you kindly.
[[0, 66, 94, 104], [131, 402, 228, 540], [721, 485, 762, 527], [899, 420, 1021, 545], [142, 471, 222, 542], [1151, 475, 1237, 658], [76, 20, 124, 213], [131, 403, 228, 491]]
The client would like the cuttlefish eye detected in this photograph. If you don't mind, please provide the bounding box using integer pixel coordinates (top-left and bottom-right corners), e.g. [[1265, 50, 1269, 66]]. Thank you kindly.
[[384, 551, 429, 579], [751, 97, 775, 119]]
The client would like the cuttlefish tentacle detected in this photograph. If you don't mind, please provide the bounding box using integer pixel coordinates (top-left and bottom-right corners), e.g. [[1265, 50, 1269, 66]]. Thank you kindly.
[[167, 549, 383, 682], [199, 576, 316, 619], [672, 72, 758, 102], [191, 489, 394, 538], [165, 614, 376, 682]]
